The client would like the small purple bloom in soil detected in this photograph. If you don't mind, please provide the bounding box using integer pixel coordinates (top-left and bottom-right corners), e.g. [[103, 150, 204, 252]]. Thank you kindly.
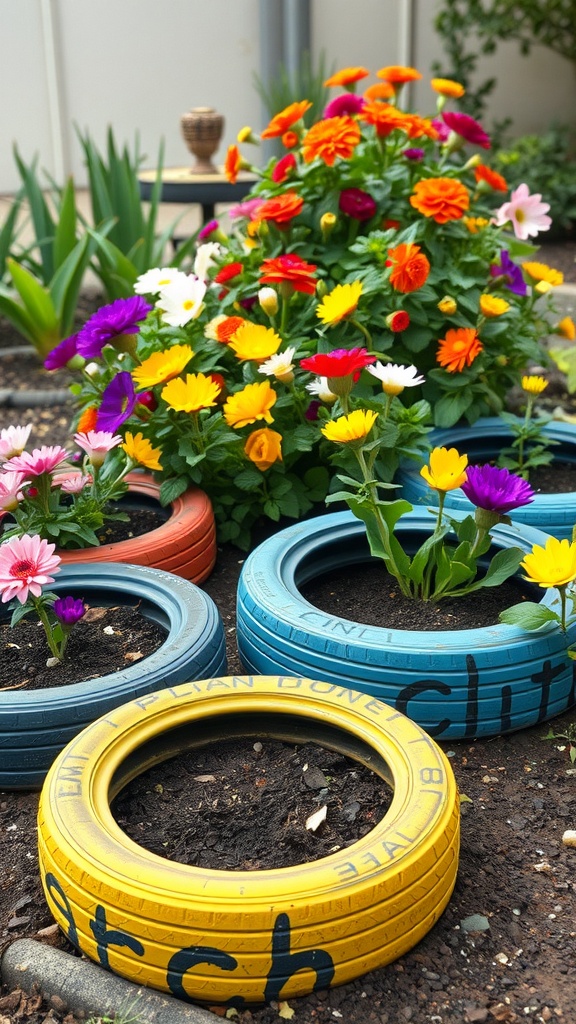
[[53, 595, 86, 626], [96, 372, 137, 432], [77, 296, 152, 358], [44, 333, 79, 371], [461, 463, 535, 513]]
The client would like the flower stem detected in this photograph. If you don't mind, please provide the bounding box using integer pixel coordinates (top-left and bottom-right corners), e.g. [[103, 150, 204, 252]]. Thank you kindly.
[[32, 598, 61, 661]]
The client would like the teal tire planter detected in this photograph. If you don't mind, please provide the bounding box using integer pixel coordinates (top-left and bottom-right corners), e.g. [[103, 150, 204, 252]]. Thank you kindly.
[[236, 509, 576, 740], [397, 417, 576, 539], [0, 562, 226, 790]]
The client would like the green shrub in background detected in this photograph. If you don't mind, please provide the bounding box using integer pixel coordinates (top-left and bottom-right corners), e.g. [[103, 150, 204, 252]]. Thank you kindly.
[[495, 125, 576, 237], [252, 49, 333, 126]]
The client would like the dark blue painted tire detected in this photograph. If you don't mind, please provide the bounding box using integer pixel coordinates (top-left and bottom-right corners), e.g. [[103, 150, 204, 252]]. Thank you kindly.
[[236, 509, 576, 740], [0, 563, 226, 790], [398, 418, 576, 539]]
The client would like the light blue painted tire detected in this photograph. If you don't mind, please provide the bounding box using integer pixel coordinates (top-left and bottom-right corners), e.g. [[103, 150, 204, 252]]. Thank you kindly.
[[398, 418, 576, 539], [0, 563, 227, 790], [236, 509, 576, 740]]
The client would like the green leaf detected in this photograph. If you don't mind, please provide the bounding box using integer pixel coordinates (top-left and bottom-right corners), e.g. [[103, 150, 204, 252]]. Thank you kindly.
[[499, 602, 561, 631], [10, 603, 33, 628], [159, 475, 189, 506], [473, 547, 524, 588]]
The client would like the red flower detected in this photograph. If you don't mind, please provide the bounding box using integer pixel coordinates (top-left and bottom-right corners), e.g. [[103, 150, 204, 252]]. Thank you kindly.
[[256, 192, 304, 225], [386, 310, 410, 332], [300, 347, 376, 380], [259, 254, 318, 295], [214, 262, 244, 285], [272, 153, 297, 184]]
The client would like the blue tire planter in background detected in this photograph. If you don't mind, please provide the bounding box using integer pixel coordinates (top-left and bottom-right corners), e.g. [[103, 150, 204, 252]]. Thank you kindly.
[[236, 509, 576, 741], [397, 417, 576, 539], [0, 562, 227, 790]]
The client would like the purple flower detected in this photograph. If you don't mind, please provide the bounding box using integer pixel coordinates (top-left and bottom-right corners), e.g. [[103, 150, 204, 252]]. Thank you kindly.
[[53, 595, 86, 627], [490, 251, 528, 297], [402, 148, 425, 162], [442, 111, 491, 149], [339, 187, 377, 221], [305, 400, 321, 422], [322, 94, 365, 119], [239, 295, 258, 311], [44, 333, 79, 371], [76, 297, 152, 359], [96, 372, 137, 433], [198, 218, 219, 240], [461, 464, 534, 514]]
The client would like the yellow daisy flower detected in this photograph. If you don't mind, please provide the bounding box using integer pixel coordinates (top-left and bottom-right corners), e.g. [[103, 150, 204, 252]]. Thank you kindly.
[[316, 282, 363, 326], [223, 381, 277, 428], [521, 536, 576, 589], [522, 262, 564, 287], [132, 344, 194, 389], [521, 375, 548, 396], [121, 432, 163, 471], [479, 294, 510, 317], [162, 373, 222, 413], [420, 446, 468, 492], [228, 323, 282, 363], [321, 408, 378, 444]]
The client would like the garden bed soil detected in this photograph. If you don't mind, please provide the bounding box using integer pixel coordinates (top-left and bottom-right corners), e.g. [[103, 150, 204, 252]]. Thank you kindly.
[[1, 251, 576, 1024]]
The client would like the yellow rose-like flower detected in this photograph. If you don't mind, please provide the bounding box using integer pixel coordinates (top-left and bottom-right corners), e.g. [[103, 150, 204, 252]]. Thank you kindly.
[[521, 536, 576, 589], [521, 374, 548, 396], [223, 381, 277, 428], [479, 294, 510, 317], [438, 296, 457, 316], [556, 316, 576, 341], [430, 77, 465, 98], [121, 431, 163, 471], [132, 344, 194, 389], [521, 262, 563, 287], [228, 323, 282, 363], [162, 373, 221, 413], [244, 428, 283, 471], [321, 408, 378, 444], [463, 216, 489, 234], [420, 447, 468, 492], [316, 281, 363, 326]]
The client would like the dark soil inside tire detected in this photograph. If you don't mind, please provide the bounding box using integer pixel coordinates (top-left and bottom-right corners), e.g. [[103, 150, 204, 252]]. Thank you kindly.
[[0, 605, 166, 690], [112, 738, 393, 870]]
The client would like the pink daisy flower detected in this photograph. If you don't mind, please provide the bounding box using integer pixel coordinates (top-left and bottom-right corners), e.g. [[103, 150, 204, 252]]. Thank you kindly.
[[0, 424, 33, 462], [0, 470, 28, 511], [74, 430, 122, 467], [52, 471, 93, 494], [0, 534, 61, 604], [4, 446, 70, 478], [493, 183, 552, 241]]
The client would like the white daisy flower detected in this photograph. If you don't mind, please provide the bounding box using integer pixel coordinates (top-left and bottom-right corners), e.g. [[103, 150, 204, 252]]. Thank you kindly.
[[259, 346, 296, 383], [194, 242, 222, 282], [157, 275, 207, 327], [134, 267, 186, 296], [305, 377, 337, 403], [366, 362, 425, 396]]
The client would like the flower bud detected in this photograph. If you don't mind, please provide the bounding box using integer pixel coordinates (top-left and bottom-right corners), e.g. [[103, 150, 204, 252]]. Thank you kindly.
[[385, 310, 410, 332], [320, 212, 337, 240], [463, 153, 482, 170], [258, 287, 279, 317], [237, 126, 259, 145], [535, 280, 553, 295], [316, 279, 328, 299], [438, 296, 457, 315]]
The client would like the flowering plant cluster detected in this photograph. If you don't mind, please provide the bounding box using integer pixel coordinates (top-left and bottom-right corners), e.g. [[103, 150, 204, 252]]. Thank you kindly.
[[0, 422, 162, 549], [44, 64, 574, 546], [0, 534, 85, 663]]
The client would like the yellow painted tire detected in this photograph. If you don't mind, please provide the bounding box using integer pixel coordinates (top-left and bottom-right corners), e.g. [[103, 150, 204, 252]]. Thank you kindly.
[[38, 676, 460, 1006]]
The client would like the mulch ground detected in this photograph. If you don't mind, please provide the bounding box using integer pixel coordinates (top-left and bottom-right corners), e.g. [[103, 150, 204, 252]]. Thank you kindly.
[[1, 247, 576, 1023]]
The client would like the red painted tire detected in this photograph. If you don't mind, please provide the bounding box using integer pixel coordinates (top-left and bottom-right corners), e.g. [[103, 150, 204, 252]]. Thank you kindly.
[[58, 474, 216, 584]]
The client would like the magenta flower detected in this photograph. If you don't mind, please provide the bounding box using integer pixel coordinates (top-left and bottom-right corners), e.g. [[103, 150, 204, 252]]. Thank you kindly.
[[96, 372, 137, 433], [493, 183, 552, 241], [490, 251, 528, 297], [461, 464, 535, 514], [339, 188, 377, 221], [403, 147, 425, 162], [44, 333, 79, 371], [0, 534, 61, 604], [442, 111, 491, 149], [76, 297, 152, 359], [74, 430, 122, 467], [198, 219, 220, 240], [4, 446, 70, 478], [323, 94, 365, 119], [431, 117, 450, 143], [0, 470, 27, 511], [53, 595, 86, 626]]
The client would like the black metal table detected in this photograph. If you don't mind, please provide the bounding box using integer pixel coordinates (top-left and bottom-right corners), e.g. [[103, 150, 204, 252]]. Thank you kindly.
[[137, 167, 258, 224]]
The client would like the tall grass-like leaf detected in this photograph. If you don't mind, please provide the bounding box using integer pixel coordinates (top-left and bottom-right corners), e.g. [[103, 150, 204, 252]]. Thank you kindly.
[[12, 147, 58, 283], [52, 177, 78, 271], [4, 258, 60, 354], [0, 191, 22, 281]]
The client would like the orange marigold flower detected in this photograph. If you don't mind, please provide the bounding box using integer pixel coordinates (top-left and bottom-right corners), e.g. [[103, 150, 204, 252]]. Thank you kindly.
[[430, 78, 465, 98], [360, 101, 411, 138], [324, 66, 370, 88], [301, 116, 361, 166], [557, 316, 576, 341], [377, 65, 422, 84], [256, 192, 304, 225], [363, 81, 395, 102], [259, 254, 317, 295], [437, 328, 483, 373], [387, 243, 430, 293], [261, 100, 312, 139], [474, 164, 508, 191], [77, 406, 98, 433], [224, 144, 242, 184], [403, 113, 439, 141], [205, 315, 246, 344], [410, 177, 470, 223]]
